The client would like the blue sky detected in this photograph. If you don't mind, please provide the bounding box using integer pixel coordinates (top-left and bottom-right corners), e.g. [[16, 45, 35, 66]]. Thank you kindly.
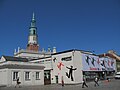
[[0, 0, 120, 56]]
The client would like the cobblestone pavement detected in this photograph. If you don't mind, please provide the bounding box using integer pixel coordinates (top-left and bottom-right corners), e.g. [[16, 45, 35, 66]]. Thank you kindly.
[[0, 79, 120, 90]]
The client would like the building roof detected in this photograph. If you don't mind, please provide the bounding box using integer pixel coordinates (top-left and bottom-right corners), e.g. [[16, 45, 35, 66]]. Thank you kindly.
[[98, 53, 120, 61], [30, 56, 52, 61], [0, 64, 44, 70], [52, 49, 96, 55], [0, 56, 45, 70], [3, 56, 28, 62]]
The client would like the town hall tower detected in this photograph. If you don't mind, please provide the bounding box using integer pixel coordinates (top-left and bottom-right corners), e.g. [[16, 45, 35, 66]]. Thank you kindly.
[[27, 13, 39, 51]]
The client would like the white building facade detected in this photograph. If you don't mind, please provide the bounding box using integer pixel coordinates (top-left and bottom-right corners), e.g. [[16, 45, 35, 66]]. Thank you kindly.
[[0, 56, 45, 87], [51, 50, 83, 84], [31, 49, 116, 84]]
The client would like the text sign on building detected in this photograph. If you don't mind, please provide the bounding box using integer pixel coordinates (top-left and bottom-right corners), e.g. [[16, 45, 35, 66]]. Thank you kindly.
[[61, 56, 72, 61]]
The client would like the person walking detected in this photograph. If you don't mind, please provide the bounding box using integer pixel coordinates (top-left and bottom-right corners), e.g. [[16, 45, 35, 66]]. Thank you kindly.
[[82, 75, 88, 88], [94, 76, 99, 87], [15, 77, 21, 88], [61, 76, 64, 87]]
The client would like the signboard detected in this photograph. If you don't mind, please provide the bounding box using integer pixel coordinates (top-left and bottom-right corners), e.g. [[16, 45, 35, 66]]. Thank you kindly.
[[82, 54, 116, 71], [82, 54, 102, 71], [61, 56, 72, 61], [99, 57, 116, 71]]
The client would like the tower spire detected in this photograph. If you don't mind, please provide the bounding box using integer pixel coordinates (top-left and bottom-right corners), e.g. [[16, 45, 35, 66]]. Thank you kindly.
[[30, 12, 36, 28], [32, 12, 35, 20]]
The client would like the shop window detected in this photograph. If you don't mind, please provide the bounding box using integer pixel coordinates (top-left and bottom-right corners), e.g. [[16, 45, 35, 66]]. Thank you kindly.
[[36, 72, 40, 80], [13, 72, 18, 81], [25, 72, 30, 80]]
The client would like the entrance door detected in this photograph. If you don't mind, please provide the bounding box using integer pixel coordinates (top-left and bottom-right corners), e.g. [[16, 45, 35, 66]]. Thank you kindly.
[[55, 76, 58, 83], [44, 70, 51, 85]]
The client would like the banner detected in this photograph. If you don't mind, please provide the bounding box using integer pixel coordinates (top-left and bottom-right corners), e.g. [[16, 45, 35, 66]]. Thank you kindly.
[[82, 54, 116, 71], [82, 54, 102, 71], [99, 57, 116, 71]]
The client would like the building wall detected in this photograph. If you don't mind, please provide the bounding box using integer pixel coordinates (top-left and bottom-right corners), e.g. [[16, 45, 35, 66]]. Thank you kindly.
[[0, 69, 44, 86], [51, 50, 117, 84], [27, 44, 39, 52], [0, 69, 8, 86], [31, 57, 52, 70], [30, 57, 53, 85], [116, 60, 120, 72], [52, 52, 73, 84], [28, 50, 117, 84], [51, 51, 83, 84], [73, 51, 83, 83]]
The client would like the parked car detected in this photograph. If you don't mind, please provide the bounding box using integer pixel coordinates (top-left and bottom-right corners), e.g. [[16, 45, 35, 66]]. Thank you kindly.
[[115, 72, 120, 79]]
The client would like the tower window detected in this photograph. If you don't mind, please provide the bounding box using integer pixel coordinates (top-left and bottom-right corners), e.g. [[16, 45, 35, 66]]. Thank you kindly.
[[30, 29, 36, 35], [33, 30, 36, 35], [33, 37, 36, 41]]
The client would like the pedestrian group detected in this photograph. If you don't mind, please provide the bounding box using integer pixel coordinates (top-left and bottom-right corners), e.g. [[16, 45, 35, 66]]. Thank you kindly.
[[82, 75, 100, 88]]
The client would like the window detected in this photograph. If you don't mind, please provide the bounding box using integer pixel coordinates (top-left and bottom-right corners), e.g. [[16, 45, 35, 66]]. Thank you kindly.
[[33, 36, 36, 41], [13, 72, 18, 81], [36, 72, 40, 80], [25, 72, 30, 80]]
